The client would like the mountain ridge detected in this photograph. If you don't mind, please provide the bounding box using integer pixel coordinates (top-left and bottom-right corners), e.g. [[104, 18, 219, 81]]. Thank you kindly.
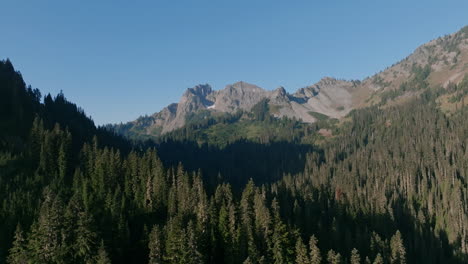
[[111, 25, 468, 139], [112, 77, 361, 137]]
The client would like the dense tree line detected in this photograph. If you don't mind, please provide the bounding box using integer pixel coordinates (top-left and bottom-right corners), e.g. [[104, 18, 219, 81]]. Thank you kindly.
[[1, 58, 467, 264]]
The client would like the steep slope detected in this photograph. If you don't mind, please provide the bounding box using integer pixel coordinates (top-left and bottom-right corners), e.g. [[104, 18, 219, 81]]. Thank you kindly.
[[360, 26, 468, 106], [112, 26, 468, 139]]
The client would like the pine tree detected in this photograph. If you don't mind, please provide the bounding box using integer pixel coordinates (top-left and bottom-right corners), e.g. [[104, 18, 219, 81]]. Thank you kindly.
[[295, 237, 309, 264], [74, 210, 97, 262], [164, 218, 184, 263], [390, 230, 406, 264], [27, 190, 67, 263], [350, 248, 361, 264], [7, 224, 29, 264], [148, 225, 163, 264], [373, 253, 383, 264], [240, 179, 256, 261], [253, 188, 271, 251], [184, 221, 203, 264], [95, 240, 111, 264], [57, 129, 71, 181], [271, 198, 294, 264], [309, 235, 322, 264], [327, 249, 342, 264]]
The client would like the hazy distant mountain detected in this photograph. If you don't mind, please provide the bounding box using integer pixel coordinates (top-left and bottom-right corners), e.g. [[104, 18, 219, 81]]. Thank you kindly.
[[111, 26, 468, 139]]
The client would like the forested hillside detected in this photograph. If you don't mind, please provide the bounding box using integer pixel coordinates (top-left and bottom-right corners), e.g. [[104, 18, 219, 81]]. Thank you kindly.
[[0, 43, 467, 264]]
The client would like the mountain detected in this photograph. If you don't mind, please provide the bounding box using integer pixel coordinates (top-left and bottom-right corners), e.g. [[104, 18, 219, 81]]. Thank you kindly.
[[111, 26, 468, 140], [111, 78, 366, 138]]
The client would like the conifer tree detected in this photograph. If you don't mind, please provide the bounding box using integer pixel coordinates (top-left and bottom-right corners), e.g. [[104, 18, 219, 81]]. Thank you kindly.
[[350, 248, 361, 264], [7, 224, 29, 264], [309, 235, 322, 264], [184, 221, 203, 264], [295, 237, 309, 264], [327, 249, 342, 264], [74, 210, 97, 262], [390, 231, 406, 264], [373, 253, 383, 264], [27, 190, 67, 263], [95, 240, 111, 264], [271, 198, 294, 264], [148, 225, 163, 264]]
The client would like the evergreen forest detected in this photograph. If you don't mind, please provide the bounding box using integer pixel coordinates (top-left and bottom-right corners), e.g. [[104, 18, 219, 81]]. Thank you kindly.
[[1, 57, 467, 264]]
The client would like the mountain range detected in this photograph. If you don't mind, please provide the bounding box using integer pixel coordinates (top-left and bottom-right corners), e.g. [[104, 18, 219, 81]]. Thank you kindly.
[[111, 26, 468, 139]]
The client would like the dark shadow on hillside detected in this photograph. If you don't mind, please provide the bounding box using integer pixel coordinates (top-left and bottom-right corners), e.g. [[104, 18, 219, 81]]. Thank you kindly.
[[155, 139, 322, 192], [277, 187, 468, 264]]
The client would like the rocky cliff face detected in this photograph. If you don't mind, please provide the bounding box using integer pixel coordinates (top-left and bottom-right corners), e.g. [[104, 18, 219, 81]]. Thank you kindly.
[[119, 77, 365, 136], [210, 81, 271, 112], [113, 26, 468, 138]]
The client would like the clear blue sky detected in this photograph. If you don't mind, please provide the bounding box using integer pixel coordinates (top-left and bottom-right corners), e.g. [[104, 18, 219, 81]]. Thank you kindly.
[[1, 1, 467, 125]]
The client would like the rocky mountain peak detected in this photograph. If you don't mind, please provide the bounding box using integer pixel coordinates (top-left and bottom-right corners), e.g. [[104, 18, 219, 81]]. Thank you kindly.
[[269, 86, 290, 106], [183, 84, 213, 97], [212, 81, 269, 112], [317, 77, 338, 85], [273, 86, 287, 96], [229, 81, 264, 92]]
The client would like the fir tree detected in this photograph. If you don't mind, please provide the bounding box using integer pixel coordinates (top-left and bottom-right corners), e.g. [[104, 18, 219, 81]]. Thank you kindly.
[[7, 224, 29, 264], [148, 225, 163, 264], [350, 248, 361, 264], [295, 237, 309, 264], [95, 240, 111, 264], [327, 249, 342, 264], [390, 231, 406, 264], [373, 253, 383, 264], [309, 235, 322, 264]]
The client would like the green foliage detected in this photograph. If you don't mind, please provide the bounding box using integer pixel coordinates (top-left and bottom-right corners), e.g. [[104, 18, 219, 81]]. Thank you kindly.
[[160, 106, 320, 146], [380, 64, 432, 104], [373, 253, 384, 264], [372, 75, 390, 87], [295, 238, 309, 264], [95, 241, 112, 264], [308, 111, 330, 121], [250, 99, 271, 122], [390, 231, 406, 264], [327, 249, 342, 264], [27, 190, 67, 263], [7, 225, 28, 264], [336, 106, 345, 111], [350, 248, 361, 264], [448, 74, 468, 103], [379, 88, 405, 104], [309, 235, 322, 264], [148, 225, 163, 264]]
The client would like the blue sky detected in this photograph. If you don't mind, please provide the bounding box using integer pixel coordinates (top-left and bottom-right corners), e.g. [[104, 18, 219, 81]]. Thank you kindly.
[[1, 1, 467, 125]]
